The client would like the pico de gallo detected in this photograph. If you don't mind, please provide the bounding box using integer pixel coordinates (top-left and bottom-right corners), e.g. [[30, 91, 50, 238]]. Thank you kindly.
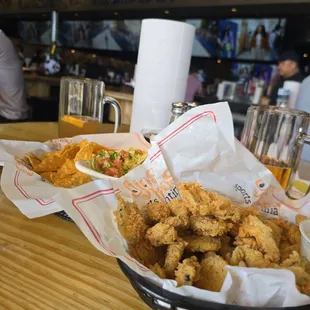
[[91, 148, 147, 178]]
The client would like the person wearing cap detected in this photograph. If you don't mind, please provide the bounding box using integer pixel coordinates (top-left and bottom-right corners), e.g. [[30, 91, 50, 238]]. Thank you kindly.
[[268, 51, 303, 105]]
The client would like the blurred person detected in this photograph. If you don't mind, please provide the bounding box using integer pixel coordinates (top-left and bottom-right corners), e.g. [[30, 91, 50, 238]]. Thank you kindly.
[[250, 25, 269, 60], [30, 48, 45, 67], [268, 51, 303, 105], [0, 30, 28, 122], [85, 56, 108, 81], [185, 66, 204, 102]]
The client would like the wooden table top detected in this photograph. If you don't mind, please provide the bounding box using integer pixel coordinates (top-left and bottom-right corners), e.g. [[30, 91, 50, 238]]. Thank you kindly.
[[0, 122, 147, 310]]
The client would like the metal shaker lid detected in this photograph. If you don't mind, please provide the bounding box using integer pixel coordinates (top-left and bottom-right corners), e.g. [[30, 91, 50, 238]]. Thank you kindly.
[[186, 102, 198, 110]]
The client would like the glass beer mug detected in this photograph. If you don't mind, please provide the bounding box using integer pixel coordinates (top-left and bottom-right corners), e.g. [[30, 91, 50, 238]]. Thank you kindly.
[[58, 77, 121, 138], [241, 105, 310, 198]]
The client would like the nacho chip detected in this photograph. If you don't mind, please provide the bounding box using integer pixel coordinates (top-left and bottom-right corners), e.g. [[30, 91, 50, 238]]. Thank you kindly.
[[25, 154, 42, 170], [40, 172, 57, 184], [74, 142, 108, 162], [34, 154, 66, 173], [53, 171, 92, 188], [61, 146, 80, 160], [56, 159, 77, 177]]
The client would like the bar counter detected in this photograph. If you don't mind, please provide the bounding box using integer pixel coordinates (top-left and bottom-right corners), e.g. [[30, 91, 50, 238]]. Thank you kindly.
[[0, 122, 147, 310]]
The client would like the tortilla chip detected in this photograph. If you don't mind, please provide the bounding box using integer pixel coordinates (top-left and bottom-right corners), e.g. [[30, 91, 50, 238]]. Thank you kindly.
[[61, 145, 80, 160], [74, 142, 108, 162], [34, 154, 66, 173], [40, 172, 57, 184], [53, 171, 92, 188], [25, 154, 42, 170], [56, 159, 77, 177]]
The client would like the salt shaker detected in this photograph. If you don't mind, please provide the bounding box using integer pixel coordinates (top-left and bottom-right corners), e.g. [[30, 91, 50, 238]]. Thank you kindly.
[[169, 102, 187, 124], [186, 102, 198, 111]]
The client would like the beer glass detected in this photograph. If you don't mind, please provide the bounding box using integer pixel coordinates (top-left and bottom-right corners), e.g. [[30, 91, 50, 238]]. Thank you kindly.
[[58, 77, 121, 138], [241, 105, 310, 198]]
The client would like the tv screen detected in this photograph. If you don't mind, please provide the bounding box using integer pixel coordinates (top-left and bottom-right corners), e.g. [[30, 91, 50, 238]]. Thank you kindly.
[[58, 20, 141, 51], [18, 21, 52, 45], [187, 18, 286, 61]]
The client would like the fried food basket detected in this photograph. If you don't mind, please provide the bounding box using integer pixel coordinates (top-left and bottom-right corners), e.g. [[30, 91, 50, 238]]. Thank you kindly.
[[117, 260, 309, 310]]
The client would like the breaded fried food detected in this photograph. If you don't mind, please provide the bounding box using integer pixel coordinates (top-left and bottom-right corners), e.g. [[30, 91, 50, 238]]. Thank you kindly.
[[177, 183, 213, 216], [269, 218, 291, 243], [219, 235, 233, 259], [150, 263, 167, 279], [190, 216, 233, 237], [239, 215, 280, 263], [164, 241, 187, 278], [163, 215, 189, 231], [238, 206, 265, 221], [183, 235, 221, 253], [287, 224, 301, 246], [168, 198, 190, 217], [204, 190, 241, 223], [234, 237, 259, 250], [230, 245, 272, 268], [285, 266, 310, 296], [195, 254, 228, 292], [175, 256, 201, 286], [145, 223, 179, 246], [143, 202, 171, 224], [264, 220, 282, 247], [114, 196, 148, 244], [128, 238, 165, 266], [279, 242, 300, 262], [280, 251, 302, 268], [178, 183, 241, 222]]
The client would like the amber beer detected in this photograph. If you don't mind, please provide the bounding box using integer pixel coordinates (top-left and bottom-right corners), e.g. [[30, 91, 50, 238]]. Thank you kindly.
[[241, 105, 310, 198], [58, 115, 102, 138], [259, 156, 292, 190], [58, 77, 121, 138]]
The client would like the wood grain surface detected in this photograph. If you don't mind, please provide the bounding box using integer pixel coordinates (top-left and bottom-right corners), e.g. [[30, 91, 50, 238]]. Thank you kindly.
[[0, 122, 147, 310]]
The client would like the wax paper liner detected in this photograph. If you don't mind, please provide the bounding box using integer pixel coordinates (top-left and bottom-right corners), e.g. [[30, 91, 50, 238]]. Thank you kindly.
[[52, 103, 310, 307], [0, 133, 150, 218]]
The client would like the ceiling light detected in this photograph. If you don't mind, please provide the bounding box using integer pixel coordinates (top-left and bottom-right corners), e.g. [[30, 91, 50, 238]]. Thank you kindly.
[[217, 59, 222, 64], [231, 7, 237, 12], [71, 49, 75, 54], [114, 12, 118, 16], [303, 53, 308, 58], [164, 10, 170, 14], [92, 54, 96, 58]]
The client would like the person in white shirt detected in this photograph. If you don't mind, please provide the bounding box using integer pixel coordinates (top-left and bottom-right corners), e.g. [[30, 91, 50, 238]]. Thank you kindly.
[[0, 30, 28, 122], [295, 75, 310, 164]]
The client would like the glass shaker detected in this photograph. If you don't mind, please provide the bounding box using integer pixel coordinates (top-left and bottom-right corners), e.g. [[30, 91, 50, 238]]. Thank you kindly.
[[169, 102, 187, 124]]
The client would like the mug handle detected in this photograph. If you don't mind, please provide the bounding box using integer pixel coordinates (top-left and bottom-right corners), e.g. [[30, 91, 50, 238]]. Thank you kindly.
[[286, 132, 310, 199], [102, 97, 122, 133]]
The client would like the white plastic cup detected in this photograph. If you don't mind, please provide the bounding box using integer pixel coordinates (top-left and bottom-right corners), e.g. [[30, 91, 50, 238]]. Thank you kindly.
[[299, 219, 310, 261]]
